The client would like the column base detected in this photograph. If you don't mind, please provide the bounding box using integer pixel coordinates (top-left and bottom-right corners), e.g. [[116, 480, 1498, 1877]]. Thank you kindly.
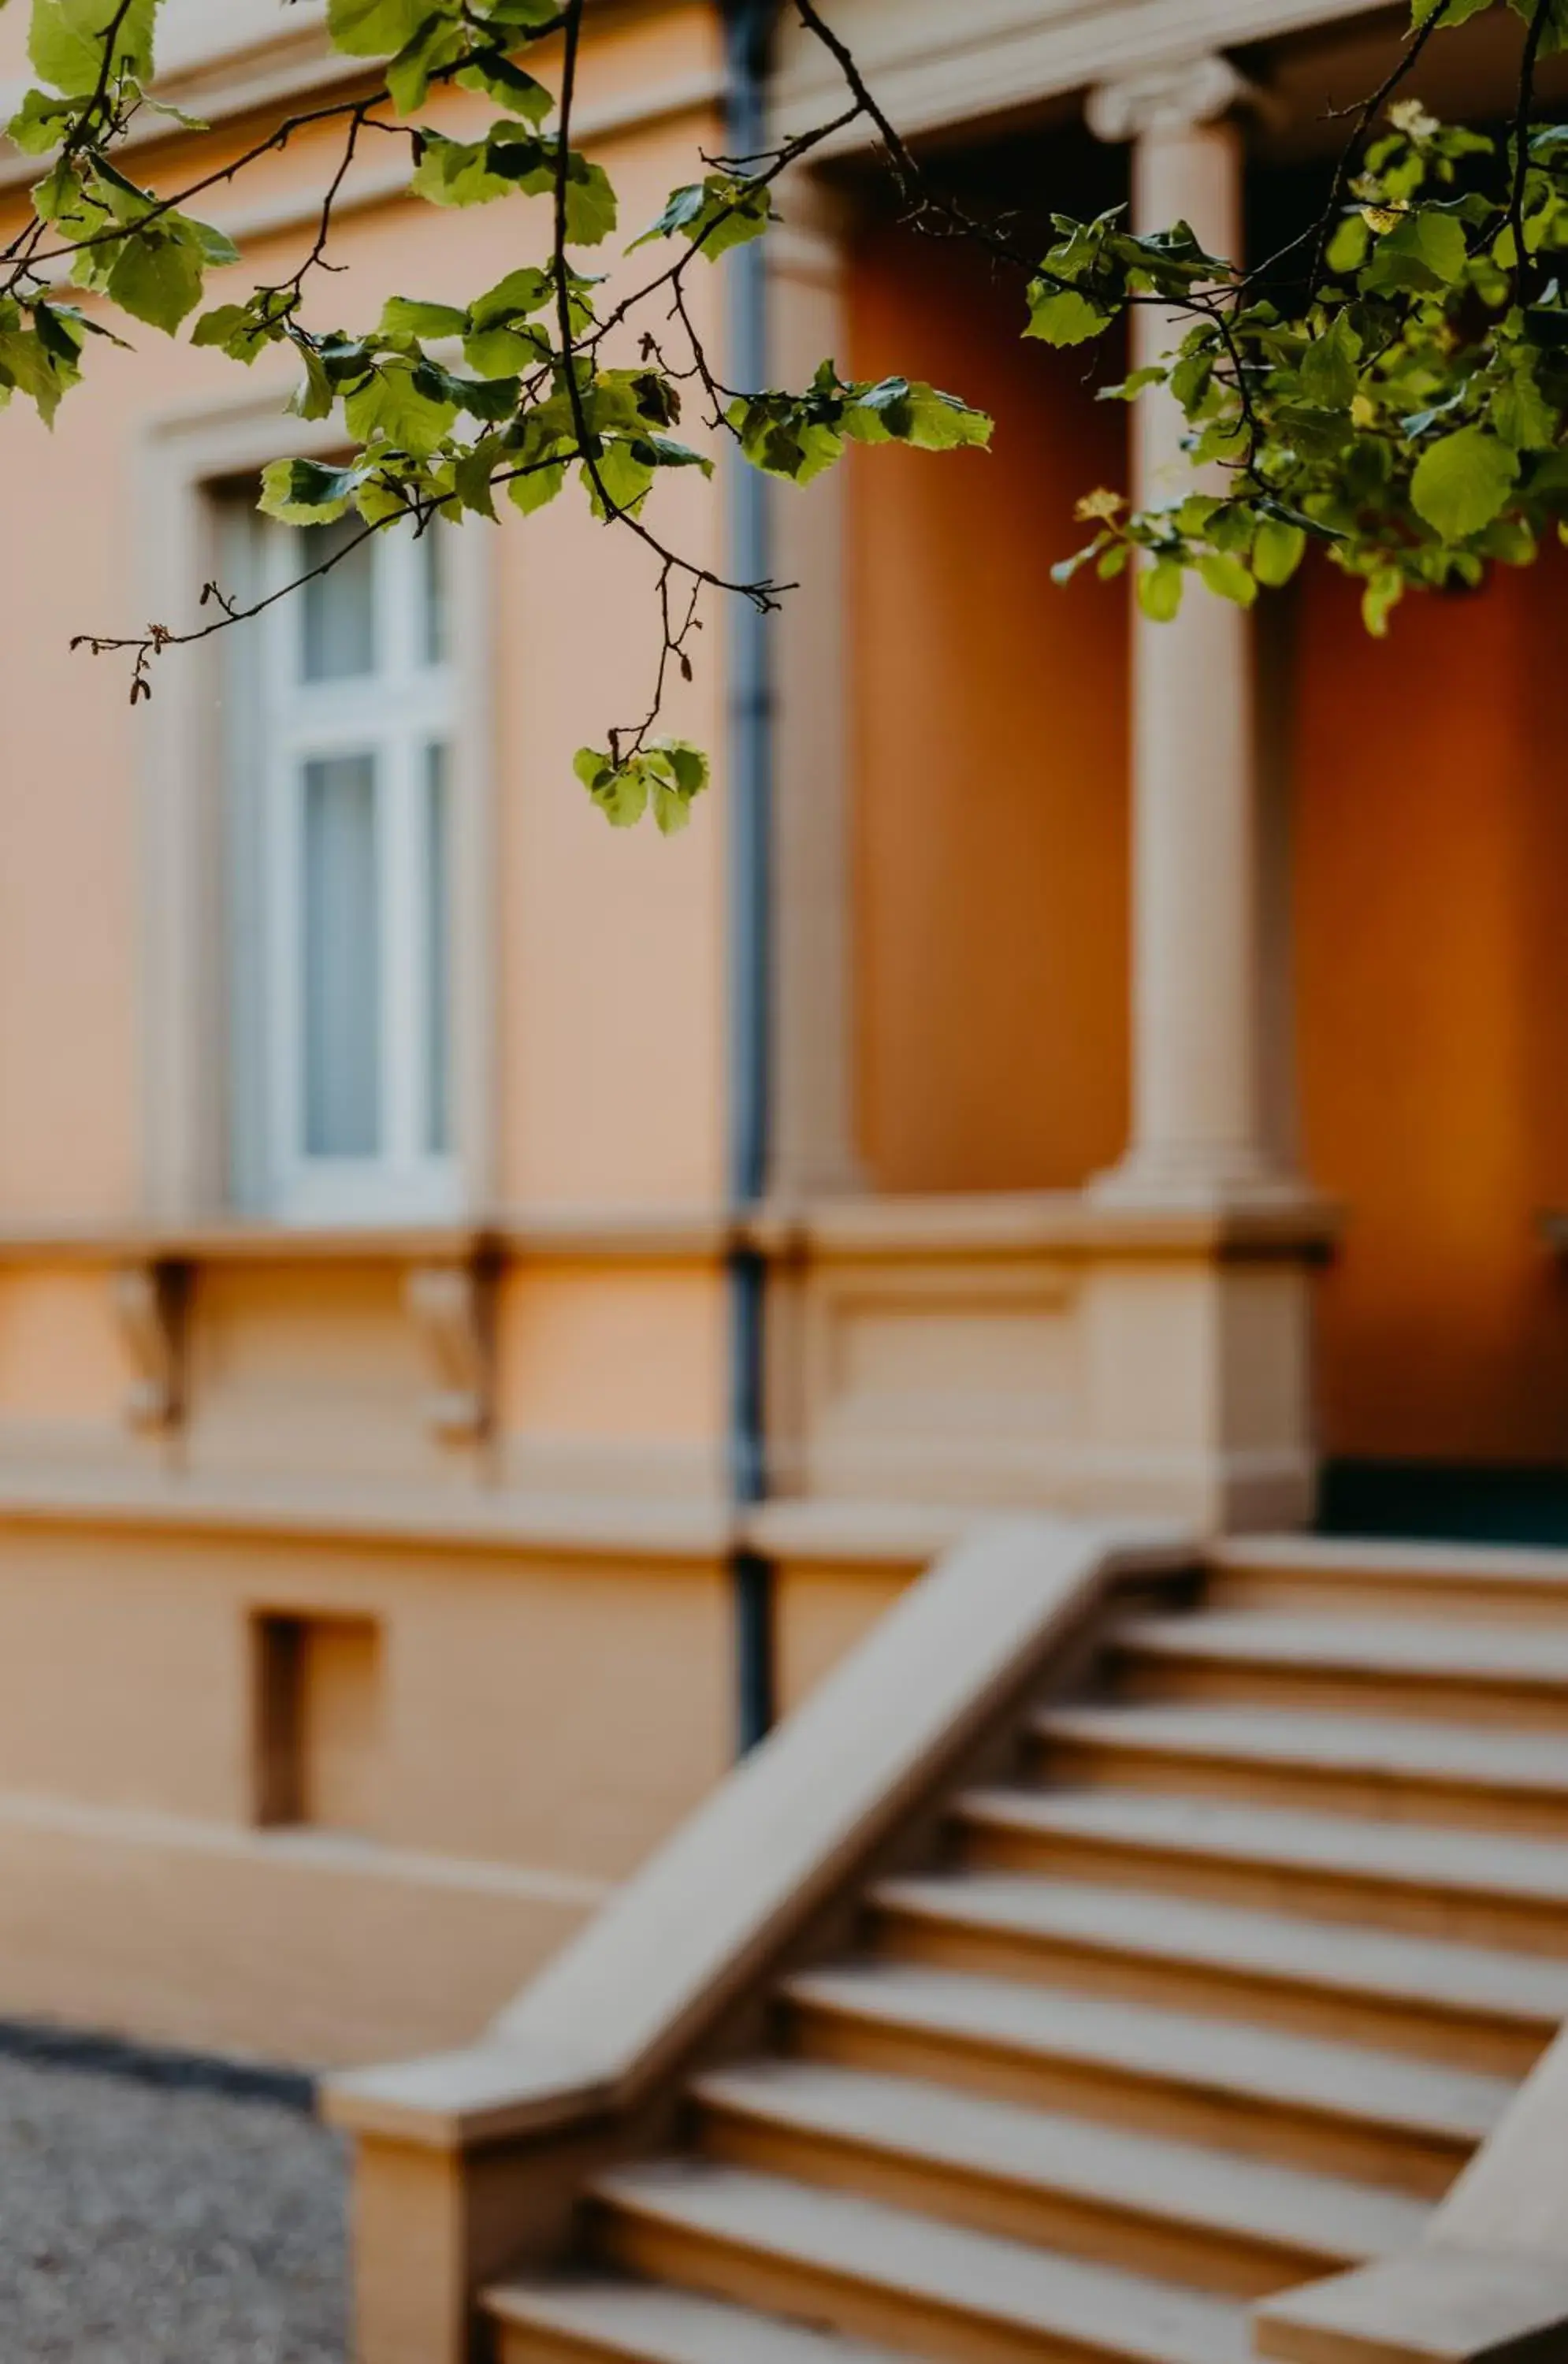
[[1078, 1245, 1322, 1532], [1089, 1143, 1321, 1218], [763, 1190, 1337, 1534]]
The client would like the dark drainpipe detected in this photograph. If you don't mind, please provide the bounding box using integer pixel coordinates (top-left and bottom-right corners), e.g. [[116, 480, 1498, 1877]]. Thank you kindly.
[[722, 0, 778, 1755]]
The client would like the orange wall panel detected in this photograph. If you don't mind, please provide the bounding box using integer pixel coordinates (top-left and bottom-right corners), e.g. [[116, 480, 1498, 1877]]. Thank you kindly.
[[1294, 556, 1568, 1465], [848, 219, 1131, 1195]]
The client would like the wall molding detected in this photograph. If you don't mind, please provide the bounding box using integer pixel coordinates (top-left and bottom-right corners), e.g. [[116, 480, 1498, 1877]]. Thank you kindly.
[[0, 1783, 611, 1909], [774, 0, 1375, 150], [0, 1188, 1337, 1267], [0, 1463, 734, 1564]]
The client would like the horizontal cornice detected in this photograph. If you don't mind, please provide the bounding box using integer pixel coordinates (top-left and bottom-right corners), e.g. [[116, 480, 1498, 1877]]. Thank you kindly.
[[775, 0, 1381, 148], [0, 2, 719, 199], [0, 1188, 1341, 1268]]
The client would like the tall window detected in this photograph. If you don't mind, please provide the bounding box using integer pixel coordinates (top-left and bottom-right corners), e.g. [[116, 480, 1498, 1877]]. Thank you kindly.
[[225, 508, 459, 1222]]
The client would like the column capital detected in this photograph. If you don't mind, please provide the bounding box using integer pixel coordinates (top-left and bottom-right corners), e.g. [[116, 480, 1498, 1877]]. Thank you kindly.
[[1087, 53, 1251, 144]]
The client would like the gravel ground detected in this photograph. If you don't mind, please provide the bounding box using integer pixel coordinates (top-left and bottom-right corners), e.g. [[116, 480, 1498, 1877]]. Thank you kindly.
[[0, 2050, 348, 2363]]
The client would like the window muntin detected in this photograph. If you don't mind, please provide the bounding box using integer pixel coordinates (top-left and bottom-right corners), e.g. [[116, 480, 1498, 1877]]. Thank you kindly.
[[242, 513, 458, 1221]]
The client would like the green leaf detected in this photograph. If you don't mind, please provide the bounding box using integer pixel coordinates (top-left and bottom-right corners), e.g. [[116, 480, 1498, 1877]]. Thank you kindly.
[[456, 50, 553, 124], [6, 85, 76, 153], [380, 295, 469, 340], [642, 433, 713, 476], [190, 299, 285, 361], [470, 265, 555, 325], [507, 455, 567, 514], [1024, 285, 1109, 347], [326, 0, 433, 59], [1507, 0, 1568, 54], [1299, 312, 1362, 409], [411, 128, 520, 207], [344, 356, 459, 457], [1325, 214, 1370, 274], [842, 376, 992, 452], [1198, 550, 1258, 607], [1253, 518, 1308, 587], [650, 738, 708, 798], [258, 456, 369, 524], [585, 438, 656, 519], [28, 0, 155, 95], [1361, 207, 1469, 293], [1362, 570, 1404, 636], [385, 17, 466, 115], [563, 153, 616, 246], [629, 172, 773, 261], [1410, 425, 1521, 541], [1138, 558, 1185, 622], [1412, 0, 1495, 24], [650, 777, 693, 834], [1490, 366, 1558, 451], [575, 747, 648, 828], [106, 229, 205, 333]]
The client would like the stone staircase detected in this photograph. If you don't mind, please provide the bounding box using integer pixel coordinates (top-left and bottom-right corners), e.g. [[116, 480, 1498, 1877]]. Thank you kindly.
[[481, 1537, 1568, 2364]]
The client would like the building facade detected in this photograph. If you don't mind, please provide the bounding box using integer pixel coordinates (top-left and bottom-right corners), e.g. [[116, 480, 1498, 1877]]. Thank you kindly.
[[0, 0, 1565, 2068]]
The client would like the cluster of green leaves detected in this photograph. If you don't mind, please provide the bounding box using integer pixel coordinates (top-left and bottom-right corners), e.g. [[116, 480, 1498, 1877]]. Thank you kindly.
[[573, 738, 710, 833], [0, 0, 998, 822], [1025, 206, 1228, 349], [1413, 0, 1568, 45], [629, 170, 776, 262], [14, 0, 239, 335], [1045, 2, 1568, 630], [728, 359, 993, 482], [0, 289, 96, 421]]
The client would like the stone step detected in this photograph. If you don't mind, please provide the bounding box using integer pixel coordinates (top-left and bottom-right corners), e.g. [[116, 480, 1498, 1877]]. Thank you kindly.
[[1109, 1609, 1568, 1726], [692, 2058, 1425, 2299], [592, 2160, 1254, 2364], [781, 1961, 1507, 2197], [869, 1870, 1568, 2075], [1207, 1534, 1568, 1622], [957, 1784, 1568, 1957], [1032, 1701, 1568, 1837], [486, 2278, 912, 2364]]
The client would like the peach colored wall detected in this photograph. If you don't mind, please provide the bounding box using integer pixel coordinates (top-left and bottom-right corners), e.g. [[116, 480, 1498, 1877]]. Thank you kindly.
[[774, 1561, 913, 1719], [0, 1522, 732, 1875], [496, 1264, 726, 1457], [0, 1270, 132, 1422], [1294, 554, 1568, 1466], [846, 216, 1131, 1195], [0, 1812, 590, 2067], [0, 5, 727, 1220]]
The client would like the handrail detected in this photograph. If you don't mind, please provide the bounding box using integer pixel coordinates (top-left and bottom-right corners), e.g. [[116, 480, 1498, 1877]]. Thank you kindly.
[[325, 1515, 1184, 2153]]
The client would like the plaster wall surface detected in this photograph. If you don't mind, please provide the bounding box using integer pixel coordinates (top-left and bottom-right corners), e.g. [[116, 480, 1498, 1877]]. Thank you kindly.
[[845, 180, 1132, 1196], [0, 3, 745, 2064], [1294, 554, 1568, 1466]]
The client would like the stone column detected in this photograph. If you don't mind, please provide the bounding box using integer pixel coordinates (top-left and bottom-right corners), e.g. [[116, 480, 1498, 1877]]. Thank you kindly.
[[1089, 56, 1296, 1210]]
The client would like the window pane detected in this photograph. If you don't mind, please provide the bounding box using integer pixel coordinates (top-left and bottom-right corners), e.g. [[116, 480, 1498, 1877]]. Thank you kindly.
[[424, 743, 452, 1156], [421, 526, 448, 667], [301, 518, 375, 682], [303, 754, 381, 1158]]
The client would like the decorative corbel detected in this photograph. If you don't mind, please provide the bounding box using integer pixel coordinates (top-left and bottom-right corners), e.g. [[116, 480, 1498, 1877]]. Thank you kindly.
[[111, 1258, 188, 1431], [404, 1255, 493, 1442]]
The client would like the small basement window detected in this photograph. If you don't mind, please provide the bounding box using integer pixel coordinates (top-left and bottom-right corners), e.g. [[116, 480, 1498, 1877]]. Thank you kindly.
[[254, 1613, 383, 1837]]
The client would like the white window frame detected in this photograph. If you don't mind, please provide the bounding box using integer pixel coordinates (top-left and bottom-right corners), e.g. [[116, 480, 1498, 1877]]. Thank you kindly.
[[241, 515, 459, 1223], [136, 385, 496, 1228]]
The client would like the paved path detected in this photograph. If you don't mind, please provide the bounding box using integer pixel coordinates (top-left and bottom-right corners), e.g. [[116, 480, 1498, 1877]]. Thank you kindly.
[[0, 2052, 347, 2362]]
